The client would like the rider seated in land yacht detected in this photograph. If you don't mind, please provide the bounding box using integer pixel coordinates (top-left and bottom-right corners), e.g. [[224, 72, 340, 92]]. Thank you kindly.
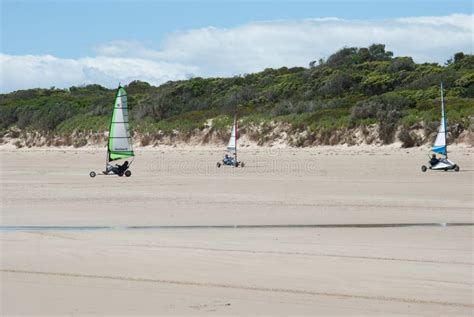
[[104, 160, 129, 174], [223, 154, 234, 164], [429, 154, 440, 166]]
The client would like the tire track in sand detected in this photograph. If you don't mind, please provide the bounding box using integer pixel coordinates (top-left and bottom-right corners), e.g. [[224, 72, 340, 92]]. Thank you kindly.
[[1, 268, 472, 309], [112, 243, 473, 266]]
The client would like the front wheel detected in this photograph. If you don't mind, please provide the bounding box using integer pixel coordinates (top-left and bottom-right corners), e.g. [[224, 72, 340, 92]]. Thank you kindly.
[[217, 162, 221, 168], [240, 162, 245, 168], [89, 171, 96, 178], [125, 170, 132, 177], [421, 165, 427, 172], [454, 165, 460, 172]]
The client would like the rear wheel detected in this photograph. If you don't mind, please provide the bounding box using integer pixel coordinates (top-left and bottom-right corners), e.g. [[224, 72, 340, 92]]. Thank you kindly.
[[454, 165, 460, 172], [118, 172, 124, 177], [235, 162, 239, 167], [217, 162, 221, 168], [421, 165, 427, 172], [89, 171, 96, 178], [125, 170, 132, 177], [444, 168, 448, 172]]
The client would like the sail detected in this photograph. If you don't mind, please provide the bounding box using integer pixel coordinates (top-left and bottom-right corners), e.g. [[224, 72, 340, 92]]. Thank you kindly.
[[432, 83, 447, 156], [227, 117, 237, 153], [108, 86, 134, 162]]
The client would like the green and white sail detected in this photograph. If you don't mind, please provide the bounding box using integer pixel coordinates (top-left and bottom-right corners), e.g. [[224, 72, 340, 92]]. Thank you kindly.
[[107, 86, 134, 162], [432, 83, 447, 156]]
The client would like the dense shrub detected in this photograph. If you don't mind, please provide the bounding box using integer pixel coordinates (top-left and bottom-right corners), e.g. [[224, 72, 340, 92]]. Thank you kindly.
[[352, 95, 416, 144], [399, 126, 420, 148], [389, 57, 415, 72], [318, 72, 354, 96], [361, 74, 394, 95], [0, 45, 471, 146], [378, 109, 400, 144], [352, 95, 415, 120], [423, 120, 440, 139], [324, 44, 393, 68], [0, 107, 17, 130]]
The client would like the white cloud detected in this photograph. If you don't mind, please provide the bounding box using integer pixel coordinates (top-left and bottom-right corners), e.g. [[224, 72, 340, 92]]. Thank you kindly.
[[0, 54, 197, 92], [1, 14, 472, 92]]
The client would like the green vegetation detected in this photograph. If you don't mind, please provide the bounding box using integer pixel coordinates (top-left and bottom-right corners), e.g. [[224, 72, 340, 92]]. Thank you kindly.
[[1, 44, 473, 146]]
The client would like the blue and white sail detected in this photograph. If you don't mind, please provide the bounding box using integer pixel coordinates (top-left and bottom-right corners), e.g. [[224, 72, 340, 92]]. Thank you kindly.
[[432, 83, 447, 156], [227, 116, 237, 154]]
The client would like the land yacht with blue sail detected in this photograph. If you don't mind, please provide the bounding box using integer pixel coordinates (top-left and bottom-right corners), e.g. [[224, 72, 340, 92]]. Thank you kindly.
[[422, 83, 460, 172]]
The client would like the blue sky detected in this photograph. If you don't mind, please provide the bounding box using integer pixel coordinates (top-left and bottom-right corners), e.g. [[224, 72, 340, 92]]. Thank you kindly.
[[1, 0, 472, 91], [2, 0, 472, 57]]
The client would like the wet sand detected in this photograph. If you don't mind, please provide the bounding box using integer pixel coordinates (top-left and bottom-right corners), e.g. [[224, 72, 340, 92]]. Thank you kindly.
[[1, 146, 473, 315]]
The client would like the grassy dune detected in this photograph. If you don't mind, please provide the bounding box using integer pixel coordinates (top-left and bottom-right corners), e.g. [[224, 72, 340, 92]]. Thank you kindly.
[[1, 45, 473, 147]]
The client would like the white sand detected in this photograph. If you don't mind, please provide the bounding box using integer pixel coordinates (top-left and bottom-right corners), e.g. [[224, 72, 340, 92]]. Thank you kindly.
[[1, 146, 473, 315]]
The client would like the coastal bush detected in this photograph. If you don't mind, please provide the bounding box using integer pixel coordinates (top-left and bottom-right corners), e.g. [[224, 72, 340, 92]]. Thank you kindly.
[[361, 74, 394, 95], [318, 71, 354, 96], [389, 57, 415, 72], [0, 45, 471, 146], [352, 95, 415, 143], [399, 126, 420, 148]]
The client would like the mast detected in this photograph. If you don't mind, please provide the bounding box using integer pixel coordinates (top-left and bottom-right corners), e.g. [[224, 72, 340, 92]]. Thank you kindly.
[[441, 82, 447, 158], [234, 114, 238, 165], [105, 85, 120, 169]]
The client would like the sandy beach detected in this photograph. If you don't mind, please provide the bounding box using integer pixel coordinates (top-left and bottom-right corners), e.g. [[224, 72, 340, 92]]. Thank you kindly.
[[1, 145, 473, 316]]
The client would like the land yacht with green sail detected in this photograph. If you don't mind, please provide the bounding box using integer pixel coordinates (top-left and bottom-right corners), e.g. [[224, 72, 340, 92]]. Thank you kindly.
[[90, 85, 134, 177]]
